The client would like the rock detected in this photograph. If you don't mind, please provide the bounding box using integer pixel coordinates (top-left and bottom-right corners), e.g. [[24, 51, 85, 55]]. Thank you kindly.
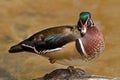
[[32, 68, 120, 80]]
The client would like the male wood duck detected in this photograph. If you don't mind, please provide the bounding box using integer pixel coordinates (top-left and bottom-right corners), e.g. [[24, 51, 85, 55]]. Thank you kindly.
[[9, 12, 105, 66]]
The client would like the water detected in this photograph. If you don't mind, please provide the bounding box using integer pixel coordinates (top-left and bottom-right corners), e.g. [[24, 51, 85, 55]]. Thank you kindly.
[[0, 0, 120, 79]]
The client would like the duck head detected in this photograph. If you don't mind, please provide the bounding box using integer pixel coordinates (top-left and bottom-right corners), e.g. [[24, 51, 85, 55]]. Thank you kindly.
[[77, 12, 94, 37]]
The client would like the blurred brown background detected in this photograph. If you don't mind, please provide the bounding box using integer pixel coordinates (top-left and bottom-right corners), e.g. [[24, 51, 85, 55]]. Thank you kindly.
[[0, 0, 120, 80]]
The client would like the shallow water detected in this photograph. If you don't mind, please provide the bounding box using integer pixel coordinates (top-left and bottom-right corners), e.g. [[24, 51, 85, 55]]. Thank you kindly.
[[0, 0, 120, 79]]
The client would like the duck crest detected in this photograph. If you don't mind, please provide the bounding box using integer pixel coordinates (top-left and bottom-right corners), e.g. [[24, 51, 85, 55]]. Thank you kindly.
[[81, 27, 105, 60]]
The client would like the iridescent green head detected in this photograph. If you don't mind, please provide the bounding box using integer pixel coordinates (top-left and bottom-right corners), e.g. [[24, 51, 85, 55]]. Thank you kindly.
[[80, 12, 91, 24], [77, 12, 94, 36]]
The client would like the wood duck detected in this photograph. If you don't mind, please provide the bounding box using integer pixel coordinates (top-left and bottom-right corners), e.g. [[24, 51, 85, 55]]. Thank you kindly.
[[9, 12, 105, 66]]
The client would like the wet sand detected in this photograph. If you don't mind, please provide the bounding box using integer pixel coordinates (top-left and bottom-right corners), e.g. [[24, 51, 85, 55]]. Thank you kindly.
[[0, 0, 120, 79]]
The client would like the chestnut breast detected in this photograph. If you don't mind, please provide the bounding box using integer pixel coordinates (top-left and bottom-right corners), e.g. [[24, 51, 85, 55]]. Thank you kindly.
[[82, 27, 105, 60]]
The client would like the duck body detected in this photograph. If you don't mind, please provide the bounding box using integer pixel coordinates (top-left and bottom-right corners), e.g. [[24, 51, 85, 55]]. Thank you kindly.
[[44, 26, 104, 66], [9, 12, 105, 66]]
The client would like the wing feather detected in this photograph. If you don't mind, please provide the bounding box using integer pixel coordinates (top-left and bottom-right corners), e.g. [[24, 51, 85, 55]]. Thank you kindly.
[[21, 26, 78, 54]]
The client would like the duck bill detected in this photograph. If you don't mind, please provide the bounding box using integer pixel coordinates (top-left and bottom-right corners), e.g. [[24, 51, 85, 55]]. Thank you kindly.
[[81, 25, 87, 36]]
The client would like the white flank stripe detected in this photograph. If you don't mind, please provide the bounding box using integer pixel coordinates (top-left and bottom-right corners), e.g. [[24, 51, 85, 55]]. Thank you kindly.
[[22, 44, 38, 53], [22, 44, 62, 54], [40, 48, 62, 53], [78, 39, 87, 57]]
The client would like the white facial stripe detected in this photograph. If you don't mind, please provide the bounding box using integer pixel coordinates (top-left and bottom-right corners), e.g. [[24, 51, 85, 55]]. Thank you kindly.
[[79, 19, 83, 26], [78, 39, 87, 57], [90, 19, 94, 26]]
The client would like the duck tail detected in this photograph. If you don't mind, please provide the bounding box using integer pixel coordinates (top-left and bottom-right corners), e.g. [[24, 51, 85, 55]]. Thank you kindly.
[[8, 44, 24, 53]]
